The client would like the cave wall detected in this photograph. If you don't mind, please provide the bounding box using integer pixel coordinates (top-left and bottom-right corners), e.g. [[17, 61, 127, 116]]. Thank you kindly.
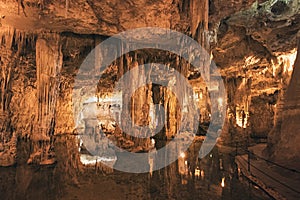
[[0, 28, 82, 169], [214, 0, 300, 147], [0, 27, 36, 166], [249, 94, 276, 138], [267, 34, 300, 165]]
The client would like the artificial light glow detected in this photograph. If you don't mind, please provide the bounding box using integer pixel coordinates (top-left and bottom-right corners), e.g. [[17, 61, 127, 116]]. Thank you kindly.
[[236, 107, 248, 128], [277, 48, 297, 73], [149, 103, 158, 129], [80, 154, 116, 165], [151, 138, 155, 146], [244, 56, 260, 67], [195, 168, 200, 177], [221, 177, 225, 188], [261, 67, 269, 74], [84, 96, 98, 103], [149, 157, 154, 177], [180, 152, 186, 159], [194, 92, 198, 99], [84, 92, 122, 105]]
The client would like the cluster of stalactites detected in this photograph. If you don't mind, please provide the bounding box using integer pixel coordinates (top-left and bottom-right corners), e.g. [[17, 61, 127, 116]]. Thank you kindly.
[[0, 27, 36, 166], [34, 33, 63, 140], [0, 27, 35, 119], [0, 26, 36, 53]]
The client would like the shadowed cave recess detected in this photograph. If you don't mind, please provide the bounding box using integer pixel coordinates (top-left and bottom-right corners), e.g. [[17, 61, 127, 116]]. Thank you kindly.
[[0, 0, 300, 199]]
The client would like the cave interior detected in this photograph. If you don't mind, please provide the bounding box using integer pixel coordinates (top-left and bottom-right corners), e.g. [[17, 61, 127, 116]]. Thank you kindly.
[[0, 0, 300, 199]]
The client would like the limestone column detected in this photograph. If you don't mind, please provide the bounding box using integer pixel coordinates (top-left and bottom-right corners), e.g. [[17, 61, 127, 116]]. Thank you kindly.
[[28, 33, 63, 165]]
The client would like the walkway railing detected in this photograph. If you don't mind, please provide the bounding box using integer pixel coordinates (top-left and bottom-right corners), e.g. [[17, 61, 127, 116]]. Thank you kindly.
[[235, 144, 300, 197]]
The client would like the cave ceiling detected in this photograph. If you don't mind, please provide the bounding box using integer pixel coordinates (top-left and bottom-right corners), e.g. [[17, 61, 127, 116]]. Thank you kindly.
[[0, 0, 258, 35], [0, 0, 299, 77]]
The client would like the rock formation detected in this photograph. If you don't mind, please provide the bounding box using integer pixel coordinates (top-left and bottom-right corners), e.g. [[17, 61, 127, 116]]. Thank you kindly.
[[0, 1, 300, 198]]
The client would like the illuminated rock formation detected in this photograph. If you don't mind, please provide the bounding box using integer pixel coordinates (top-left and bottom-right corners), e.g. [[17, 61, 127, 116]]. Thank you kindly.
[[0, 3, 300, 199]]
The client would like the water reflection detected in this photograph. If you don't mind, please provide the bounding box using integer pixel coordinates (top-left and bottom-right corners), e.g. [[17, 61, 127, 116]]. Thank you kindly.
[[149, 138, 269, 200], [0, 135, 80, 200], [0, 136, 270, 200]]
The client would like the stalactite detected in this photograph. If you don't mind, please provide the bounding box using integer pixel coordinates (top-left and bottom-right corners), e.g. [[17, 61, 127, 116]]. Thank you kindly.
[[118, 41, 124, 80], [120, 53, 132, 137], [0, 27, 30, 166], [65, 0, 69, 18], [164, 89, 180, 139], [28, 33, 63, 165], [188, 0, 211, 83], [35, 34, 62, 138], [0, 27, 15, 49], [37, 0, 45, 12], [0, 30, 13, 110], [190, 0, 201, 37], [17, 0, 27, 17], [94, 37, 102, 73], [17, 0, 21, 15], [189, 0, 208, 37]]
